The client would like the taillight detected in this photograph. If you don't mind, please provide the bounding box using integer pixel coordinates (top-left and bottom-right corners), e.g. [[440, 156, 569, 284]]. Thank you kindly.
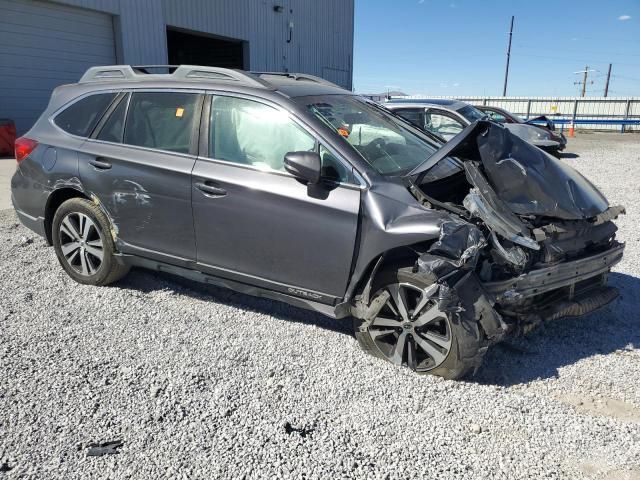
[[15, 137, 38, 163]]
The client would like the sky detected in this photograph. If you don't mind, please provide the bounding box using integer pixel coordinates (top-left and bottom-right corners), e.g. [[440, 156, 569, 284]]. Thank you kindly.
[[353, 0, 640, 97]]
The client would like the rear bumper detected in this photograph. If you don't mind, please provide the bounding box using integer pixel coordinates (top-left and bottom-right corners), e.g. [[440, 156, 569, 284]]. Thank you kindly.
[[13, 202, 46, 238]]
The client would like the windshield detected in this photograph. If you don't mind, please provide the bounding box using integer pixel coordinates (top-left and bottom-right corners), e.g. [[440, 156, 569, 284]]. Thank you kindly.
[[457, 105, 486, 123], [297, 95, 442, 176]]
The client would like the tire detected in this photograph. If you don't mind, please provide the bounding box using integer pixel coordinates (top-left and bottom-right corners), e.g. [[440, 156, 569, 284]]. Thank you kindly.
[[353, 267, 487, 380], [52, 197, 130, 286]]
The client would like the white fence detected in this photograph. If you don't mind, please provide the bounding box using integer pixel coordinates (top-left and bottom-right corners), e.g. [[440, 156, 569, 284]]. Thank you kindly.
[[392, 96, 640, 132]]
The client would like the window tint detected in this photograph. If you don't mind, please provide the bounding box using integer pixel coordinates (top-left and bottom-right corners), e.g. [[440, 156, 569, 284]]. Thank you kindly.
[[54, 93, 116, 137], [457, 105, 486, 122], [96, 95, 128, 143], [124, 92, 200, 154], [320, 145, 352, 183], [210, 96, 315, 172], [394, 109, 425, 130]]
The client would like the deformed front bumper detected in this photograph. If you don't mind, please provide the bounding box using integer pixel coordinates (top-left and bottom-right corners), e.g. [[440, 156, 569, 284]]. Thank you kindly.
[[482, 242, 624, 327]]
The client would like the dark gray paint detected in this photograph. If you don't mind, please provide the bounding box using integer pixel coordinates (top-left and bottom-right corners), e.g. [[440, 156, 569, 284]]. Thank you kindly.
[[11, 71, 457, 315], [11, 68, 623, 322], [192, 158, 360, 299]]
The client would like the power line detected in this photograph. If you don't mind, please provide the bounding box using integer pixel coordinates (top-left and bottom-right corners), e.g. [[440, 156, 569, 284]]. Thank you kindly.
[[612, 74, 640, 82], [515, 44, 640, 58], [516, 52, 640, 67]]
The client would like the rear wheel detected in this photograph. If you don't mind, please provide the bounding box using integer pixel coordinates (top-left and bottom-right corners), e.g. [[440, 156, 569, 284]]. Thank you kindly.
[[354, 267, 486, 379], [52, 198, 129, 286]]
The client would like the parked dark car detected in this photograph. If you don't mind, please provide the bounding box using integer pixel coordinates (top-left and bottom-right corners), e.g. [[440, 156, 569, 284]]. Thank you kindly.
[[11, 65, 624, 379], [386, 99, 566, 156], [476, 105, 567, 155]]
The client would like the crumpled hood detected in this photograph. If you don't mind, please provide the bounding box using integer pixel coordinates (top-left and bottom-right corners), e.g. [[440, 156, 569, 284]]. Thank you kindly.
[[408, 120, 609, 220], [477, 122, 608, 219]]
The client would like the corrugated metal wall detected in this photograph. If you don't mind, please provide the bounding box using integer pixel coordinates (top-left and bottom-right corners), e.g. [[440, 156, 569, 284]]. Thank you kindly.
[[0, 0, 117, 134], [47, 0, 354, 88]]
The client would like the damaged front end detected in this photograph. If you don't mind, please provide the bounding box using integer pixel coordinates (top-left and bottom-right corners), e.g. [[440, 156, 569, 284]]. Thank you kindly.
[[404, 120, 625, 338]]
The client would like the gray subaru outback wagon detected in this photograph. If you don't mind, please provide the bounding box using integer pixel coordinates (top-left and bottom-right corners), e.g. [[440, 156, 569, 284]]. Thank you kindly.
[[11, 65, 625, 379]]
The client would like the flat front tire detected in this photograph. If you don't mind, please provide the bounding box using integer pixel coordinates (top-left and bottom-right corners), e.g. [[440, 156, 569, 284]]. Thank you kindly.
[[52, 198, 129, 286], [354, 268, 487, 380]]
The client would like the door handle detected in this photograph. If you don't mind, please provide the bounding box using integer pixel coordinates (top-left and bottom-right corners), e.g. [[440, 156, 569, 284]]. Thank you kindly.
[[195, 182, 227, 197], [89, 158, 112, 170]]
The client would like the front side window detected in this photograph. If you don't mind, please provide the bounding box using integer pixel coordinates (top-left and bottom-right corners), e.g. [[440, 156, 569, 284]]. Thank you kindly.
[[124, 92, 200, 154], [320, 145, 352, 183], [209, 96, 315, 172], [54, 93, 117, 137], [299, 95, 441, 176], [393, 108, 425, 130], [425, 110, 465, 139]]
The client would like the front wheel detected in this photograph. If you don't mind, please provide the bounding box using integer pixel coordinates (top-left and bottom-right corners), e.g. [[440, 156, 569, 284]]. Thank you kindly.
[[353, 268, 487, 379]]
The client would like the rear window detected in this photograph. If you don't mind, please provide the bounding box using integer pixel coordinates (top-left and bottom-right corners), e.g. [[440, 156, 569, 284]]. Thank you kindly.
[[123, 92, 200, 154], [54, 93, 117, 137], [96, 95, 128, 143]]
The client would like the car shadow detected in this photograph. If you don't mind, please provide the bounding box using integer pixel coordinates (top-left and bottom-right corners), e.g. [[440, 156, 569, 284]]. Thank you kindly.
[[560, 152, 580, 159], [115, 267, 354, 337], [114, 268, 638, 383], [471, 272, 639, 386]]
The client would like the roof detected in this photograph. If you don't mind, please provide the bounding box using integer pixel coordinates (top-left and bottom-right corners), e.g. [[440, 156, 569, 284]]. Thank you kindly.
[[76, 65, 352, 98], [386, 98, 470, 111], [256, 73, 353, 97]]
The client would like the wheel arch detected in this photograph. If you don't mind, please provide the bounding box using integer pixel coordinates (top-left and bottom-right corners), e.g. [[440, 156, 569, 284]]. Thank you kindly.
[[44, 187, 90, 245], [348, 240, 435, 305]]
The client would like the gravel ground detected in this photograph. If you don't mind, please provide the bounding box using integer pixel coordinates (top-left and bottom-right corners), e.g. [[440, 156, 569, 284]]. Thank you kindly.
[[1, 133, 639, 479]]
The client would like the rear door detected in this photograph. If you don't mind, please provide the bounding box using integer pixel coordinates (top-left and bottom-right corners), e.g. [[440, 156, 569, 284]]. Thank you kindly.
[[79, 90, 204, 263], [191, 93, 361, 301]]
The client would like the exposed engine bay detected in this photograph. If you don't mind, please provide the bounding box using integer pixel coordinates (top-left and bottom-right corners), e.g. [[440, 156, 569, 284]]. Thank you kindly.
[[404, 120, 625, 337]]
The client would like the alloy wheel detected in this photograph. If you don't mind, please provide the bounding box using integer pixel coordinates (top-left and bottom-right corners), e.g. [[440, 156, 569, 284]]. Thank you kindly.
[[58, 212, 104, 276], [366, 282, 452, 371]]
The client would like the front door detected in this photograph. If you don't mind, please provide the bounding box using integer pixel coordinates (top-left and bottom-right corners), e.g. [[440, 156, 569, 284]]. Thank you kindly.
[[191, 94, 360, 301]]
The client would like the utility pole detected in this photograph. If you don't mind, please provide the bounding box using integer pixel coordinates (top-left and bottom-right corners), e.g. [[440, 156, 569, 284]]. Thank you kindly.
[[581, 66, 588, 97], [574, 66, 595, 97], [604, 63, 612, 97], [502, 15, 514, 97]]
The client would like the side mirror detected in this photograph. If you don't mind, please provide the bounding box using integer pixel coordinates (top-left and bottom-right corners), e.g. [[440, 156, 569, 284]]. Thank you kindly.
[[284, 151, 322, 184]]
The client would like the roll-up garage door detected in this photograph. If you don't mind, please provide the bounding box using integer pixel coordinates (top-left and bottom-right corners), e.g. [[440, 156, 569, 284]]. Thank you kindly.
[[0, 0, 116, 135]]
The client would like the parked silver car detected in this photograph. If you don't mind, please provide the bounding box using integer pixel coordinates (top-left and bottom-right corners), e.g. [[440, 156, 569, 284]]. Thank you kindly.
[[386, 99, 566, 156], [11, 65, 624, 379]]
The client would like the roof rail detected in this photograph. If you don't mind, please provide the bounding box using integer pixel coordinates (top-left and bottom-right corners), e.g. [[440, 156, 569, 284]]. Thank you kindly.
[[252, 71, 341, 88], [79, 65, 137, 82], [78, 65, 272, 89], [173, 66, 271, 88]]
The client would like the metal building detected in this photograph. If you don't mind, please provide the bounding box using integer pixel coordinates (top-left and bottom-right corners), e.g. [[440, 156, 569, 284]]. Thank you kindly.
[[0, 0, 355, 135]]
